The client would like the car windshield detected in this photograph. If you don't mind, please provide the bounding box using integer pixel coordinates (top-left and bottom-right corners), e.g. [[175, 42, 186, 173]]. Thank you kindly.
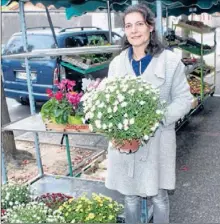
[[4, 34, 56, 55]]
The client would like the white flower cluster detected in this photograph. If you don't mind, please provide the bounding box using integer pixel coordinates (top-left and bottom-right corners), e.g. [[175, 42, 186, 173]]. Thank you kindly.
[[1, 184, 31, 209], [81, 75, 165, 141], [4, 201, 65, 223]]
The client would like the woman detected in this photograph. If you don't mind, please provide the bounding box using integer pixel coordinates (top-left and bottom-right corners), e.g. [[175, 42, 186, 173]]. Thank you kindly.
[[105, 3, 193, 223]]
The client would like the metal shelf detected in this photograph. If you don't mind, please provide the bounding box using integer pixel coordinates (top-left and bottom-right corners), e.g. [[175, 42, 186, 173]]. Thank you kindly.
[[2, 114, 101, 136], [177, 45, 214, 56], [2, 45, 122, 59], [60, 61, 109, 75], [174, 22, 215, 34]]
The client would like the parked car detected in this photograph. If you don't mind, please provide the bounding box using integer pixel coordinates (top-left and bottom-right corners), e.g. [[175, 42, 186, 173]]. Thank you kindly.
[[2, 26, 122, 105]]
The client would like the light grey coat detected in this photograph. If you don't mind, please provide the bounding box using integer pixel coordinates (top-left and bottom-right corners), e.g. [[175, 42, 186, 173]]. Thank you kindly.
[[105, 49, 194, 197]]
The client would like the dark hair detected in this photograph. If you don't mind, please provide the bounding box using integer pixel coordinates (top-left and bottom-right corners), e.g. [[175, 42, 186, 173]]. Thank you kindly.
[[122, 3, 164, 56]]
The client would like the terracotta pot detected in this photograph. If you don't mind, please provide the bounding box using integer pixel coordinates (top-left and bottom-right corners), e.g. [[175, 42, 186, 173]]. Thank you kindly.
[[112, 139, 140, 153]]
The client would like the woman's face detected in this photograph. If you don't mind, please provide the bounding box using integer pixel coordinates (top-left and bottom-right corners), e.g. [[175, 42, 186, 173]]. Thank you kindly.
[[124, 12, 153, 48]]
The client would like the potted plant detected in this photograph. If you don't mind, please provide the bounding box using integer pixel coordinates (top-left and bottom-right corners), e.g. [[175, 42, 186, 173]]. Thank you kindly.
[[3, 202, 65, 223], [81, 75, 166, 153], [58, 193, 123, 223], [41, 79, 89, 131]]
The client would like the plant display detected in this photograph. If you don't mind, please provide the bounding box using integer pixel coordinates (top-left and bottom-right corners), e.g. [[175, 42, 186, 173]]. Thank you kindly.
[[3, 202, 65, 223], [1, 183, 31, 210], [81, 75, 165, 151], [81, 35, 112, 65], [58, 193, 123, 223], [41, 79, 84, 124], [35, 193, 72, 211]]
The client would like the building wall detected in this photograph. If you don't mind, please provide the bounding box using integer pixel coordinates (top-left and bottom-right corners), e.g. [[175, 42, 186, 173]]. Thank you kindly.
[[1, 11, 92, 44]]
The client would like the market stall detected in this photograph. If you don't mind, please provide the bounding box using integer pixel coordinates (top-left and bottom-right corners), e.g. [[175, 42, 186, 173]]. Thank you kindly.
[[1, 0, 220, 223]]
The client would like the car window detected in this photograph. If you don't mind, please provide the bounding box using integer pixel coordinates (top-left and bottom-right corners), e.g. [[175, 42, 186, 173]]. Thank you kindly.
[[65, 33, 108, 48], [65, 34, 87, 47], [4, 34, 56, 55], [112, 33, 122, 45]]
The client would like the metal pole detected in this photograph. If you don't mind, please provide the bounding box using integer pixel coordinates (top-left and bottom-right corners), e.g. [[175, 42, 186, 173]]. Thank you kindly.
[[214, 30, 217, 90], [1, 148, 7, 184], [156, 0, 163, 42], [166, 7, 169, 31], [65, 135, 73, 176], [19, 0, 43, 176], [201, 33, 204, 101], [45, 7, 58, 48], [132, 0, 139, 5], [107, 0, 112, 44]]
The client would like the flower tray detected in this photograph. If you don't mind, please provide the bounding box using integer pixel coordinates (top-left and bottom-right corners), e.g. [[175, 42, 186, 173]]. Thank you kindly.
[[45, 121, 90, 133], [62, 56, 111, 70]]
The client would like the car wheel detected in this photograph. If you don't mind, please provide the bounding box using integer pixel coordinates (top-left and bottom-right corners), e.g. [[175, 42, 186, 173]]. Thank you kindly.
[[16, 98, 30, 105]]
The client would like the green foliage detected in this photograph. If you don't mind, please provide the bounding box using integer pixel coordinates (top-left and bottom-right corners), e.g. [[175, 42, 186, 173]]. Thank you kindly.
[[41, 98, 73, 124]]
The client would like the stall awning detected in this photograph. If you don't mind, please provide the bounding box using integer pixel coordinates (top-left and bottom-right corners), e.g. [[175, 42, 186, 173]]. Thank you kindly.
[[1, 0, 220, 18]]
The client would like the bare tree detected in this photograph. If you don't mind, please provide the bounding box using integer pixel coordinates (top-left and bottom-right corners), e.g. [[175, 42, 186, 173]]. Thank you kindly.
[[1, 78, 17, 161], [1, 78, 33, 166]]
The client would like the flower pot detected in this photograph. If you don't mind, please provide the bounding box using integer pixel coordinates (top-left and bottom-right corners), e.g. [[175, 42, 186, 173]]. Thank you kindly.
[[68, 115, 83, 125], [112, 139, 140, 153]]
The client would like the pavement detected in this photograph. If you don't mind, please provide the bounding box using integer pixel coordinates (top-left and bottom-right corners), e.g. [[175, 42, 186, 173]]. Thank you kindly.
[[170, 96, 220, 223]]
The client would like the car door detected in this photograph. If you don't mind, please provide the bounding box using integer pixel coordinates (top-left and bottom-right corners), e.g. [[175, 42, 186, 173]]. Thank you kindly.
[[2, 33, 57, 100]]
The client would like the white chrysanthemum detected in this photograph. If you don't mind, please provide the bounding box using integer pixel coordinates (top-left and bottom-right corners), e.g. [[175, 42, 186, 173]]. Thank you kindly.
[[97, 112, 102, 119], [102, 124, 107, 130], [153, 96, 157, 100], [108, 123, 113, 128], [144, 135, 149, 141], [89, 112, 94, 119], [106, 94, 110, 99], [124, 125, 129, 131], [85, 113, 90, 120], [129, 118, 135, 125], [89, 124, 93, 131], [107, 107, 112, 113], [124, 113, 128, 118], [121, 102, 127, 107], [117, 94, 125, 102], [98, 102, 105, 108], [113, 106, 118, 113], [118, 123, 123, 129], [139, 101, 145, 105], [95, 100, 100, 106], [123, 119, 129, 126], [156, 110, 163, 115], [113, 101, 118, 106], [95, 120, 101, 129]]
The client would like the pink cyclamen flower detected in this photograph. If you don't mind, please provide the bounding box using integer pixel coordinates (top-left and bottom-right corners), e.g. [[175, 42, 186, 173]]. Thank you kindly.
[[66, 92, 82, 107], [55, 91, 63, 101], [46, 89, 53, 98]]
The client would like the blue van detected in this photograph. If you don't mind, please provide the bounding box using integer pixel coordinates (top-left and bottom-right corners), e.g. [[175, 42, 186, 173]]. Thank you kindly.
[[2, 27, 121, 105]]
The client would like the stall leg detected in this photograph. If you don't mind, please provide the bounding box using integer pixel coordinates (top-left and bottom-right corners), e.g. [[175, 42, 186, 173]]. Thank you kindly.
[[65, 135, 73, 176], [1, 148, 8, 184], [19, 0, 43, 176]]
